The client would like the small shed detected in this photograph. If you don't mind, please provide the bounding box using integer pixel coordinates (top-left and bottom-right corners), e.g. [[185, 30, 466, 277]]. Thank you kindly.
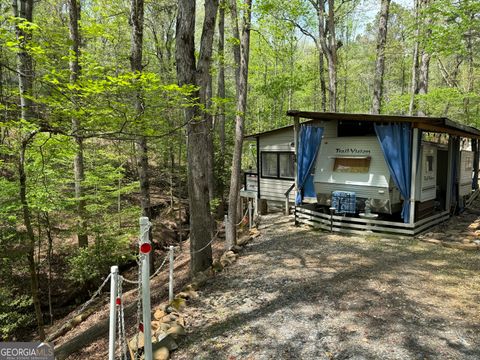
[[242, 111, 480, 236]]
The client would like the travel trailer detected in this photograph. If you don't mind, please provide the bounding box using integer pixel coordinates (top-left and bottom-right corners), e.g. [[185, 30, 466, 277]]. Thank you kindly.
[[243, 111, 480, 235]]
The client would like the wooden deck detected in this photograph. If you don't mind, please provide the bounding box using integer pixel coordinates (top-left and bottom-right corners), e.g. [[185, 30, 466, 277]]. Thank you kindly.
[[295, 189, 480, 237]]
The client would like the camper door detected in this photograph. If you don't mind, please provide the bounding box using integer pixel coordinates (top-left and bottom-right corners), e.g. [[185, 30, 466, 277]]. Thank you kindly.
[[415, 144, 437, 202]]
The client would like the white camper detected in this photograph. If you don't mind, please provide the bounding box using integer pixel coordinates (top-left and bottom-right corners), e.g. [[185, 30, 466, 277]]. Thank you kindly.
[[313, 136, 402, 214], [314, 137, 440, 215]]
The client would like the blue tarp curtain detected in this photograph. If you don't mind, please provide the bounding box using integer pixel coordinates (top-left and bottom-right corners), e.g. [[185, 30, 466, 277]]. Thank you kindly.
[[374, 123, 412, 223], [295, 126, 324, 205]]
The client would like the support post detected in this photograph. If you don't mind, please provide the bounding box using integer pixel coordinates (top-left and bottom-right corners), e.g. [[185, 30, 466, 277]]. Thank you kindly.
[[253, 196, 258, 217], [285, 196, 290, 215], [139, 217, 152, 360], [293, 116, 300, 195], [409, 127, 420, 224], [169, 246, 174, 302], [248, 200, 252, 230], [446, 136, 454, 212], [108, 266, 119, 360], [473, 139, 479, 190]]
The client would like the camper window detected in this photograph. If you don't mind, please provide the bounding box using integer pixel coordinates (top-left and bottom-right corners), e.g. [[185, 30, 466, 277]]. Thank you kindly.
[[333, 157, 371, 173], [426, 155, 434, 172], [279, 153, 295, 178], [261, 152, 295, 180], [261, 153, 278, 177]]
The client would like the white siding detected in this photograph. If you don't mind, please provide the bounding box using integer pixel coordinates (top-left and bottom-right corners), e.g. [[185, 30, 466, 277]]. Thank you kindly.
[[259, 128, 294, 152], [260, 178, 296, 202], [314, 136, 391, 195], [257, 121, 335, 202], [459, 151, 474, 196], [258, 121, 336, 152]]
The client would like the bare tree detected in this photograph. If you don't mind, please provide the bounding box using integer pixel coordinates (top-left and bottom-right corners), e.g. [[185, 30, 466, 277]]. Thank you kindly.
[[225, 0, 253, 247], [371, 0, 391, 114], [176, 0, 218, 274]]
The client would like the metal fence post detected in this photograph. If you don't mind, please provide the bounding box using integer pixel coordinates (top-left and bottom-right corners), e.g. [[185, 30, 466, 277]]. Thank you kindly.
[[108, 266, 119, 360], [169, 245, 174, 302], [139, 217, 152, 360]]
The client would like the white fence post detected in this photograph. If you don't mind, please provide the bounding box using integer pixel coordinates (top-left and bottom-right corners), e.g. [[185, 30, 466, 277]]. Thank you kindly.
[[139, 217, 153, 360], [224, 214, 232, 250], [169, 245, 174, 302], [108, 266, 119, 360], [248, 200, 252, 230]]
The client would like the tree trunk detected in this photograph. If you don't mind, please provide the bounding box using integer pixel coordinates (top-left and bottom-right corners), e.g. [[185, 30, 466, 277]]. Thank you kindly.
[[464, 16, 474, 120], [408, 0, 421, 115], [229, 0, 241, 89], [371, 0, 391, 114], [68, 0, 88, 248], [315, 0, 337, 112], [417, 49, 431, 117], [12, 0, 45, 340], [318, 47, 327, 112], [217, 0, 226, 215], [176, 0, 218, 275], [225, 0, 252, 248], [20, 141, 45, 340], [130, 0, 153, 273]]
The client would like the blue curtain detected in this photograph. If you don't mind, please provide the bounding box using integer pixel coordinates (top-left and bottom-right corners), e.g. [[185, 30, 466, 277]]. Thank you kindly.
[[295, 126, 324, 205], [374, 123, 412, 223]]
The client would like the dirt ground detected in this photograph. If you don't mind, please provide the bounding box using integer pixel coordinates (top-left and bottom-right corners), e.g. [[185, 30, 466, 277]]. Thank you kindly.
[[172, 214, 480, 360]]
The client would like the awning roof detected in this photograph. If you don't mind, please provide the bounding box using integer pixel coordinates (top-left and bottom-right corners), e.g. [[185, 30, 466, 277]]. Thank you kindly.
[[245, 111, 480, 139]]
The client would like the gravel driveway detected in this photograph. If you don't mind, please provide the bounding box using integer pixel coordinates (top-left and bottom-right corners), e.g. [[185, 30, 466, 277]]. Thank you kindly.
[[172, 213, 480, 360]]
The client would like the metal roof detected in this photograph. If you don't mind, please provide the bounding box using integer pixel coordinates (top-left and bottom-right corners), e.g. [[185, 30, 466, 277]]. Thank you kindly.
[[245, 111, 480, 139]]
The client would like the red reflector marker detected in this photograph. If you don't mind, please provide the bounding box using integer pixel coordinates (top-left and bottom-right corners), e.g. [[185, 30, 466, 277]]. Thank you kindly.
[[139, 322, 144, 332], [116, 297, 121, 305], [140, 242, 152, 254]]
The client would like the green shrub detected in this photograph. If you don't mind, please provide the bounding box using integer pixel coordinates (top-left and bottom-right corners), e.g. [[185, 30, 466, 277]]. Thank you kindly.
[[0, 289, 34, 341], [67, 235, 135, 284]]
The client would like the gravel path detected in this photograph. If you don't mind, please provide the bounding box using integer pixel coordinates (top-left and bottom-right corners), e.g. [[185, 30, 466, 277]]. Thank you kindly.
[[172, 213, 480, 360]]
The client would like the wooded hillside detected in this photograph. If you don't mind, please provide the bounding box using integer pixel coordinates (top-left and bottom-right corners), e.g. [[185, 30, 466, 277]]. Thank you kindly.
[[0, 0, 478, 341]]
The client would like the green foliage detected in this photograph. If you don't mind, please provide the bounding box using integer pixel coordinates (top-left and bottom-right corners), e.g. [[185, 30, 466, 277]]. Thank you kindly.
[[67, 234, 135, 284], [0, 289, 33, 341]]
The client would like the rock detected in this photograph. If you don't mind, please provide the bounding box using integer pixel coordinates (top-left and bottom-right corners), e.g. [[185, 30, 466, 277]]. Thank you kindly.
[[154, 309, 166, 321], [129, 333, 156, 351], [154, 333, 178, 351], [249, 229, 260, 237], [183, 284, 196, 292], [176, 289, 198, 300], [167, 324, 187, 339], [161, 314, 178, 323], [176, 291, 189, 300], [153, 346, 169, 360], [158, 323, 171, 332], [237, 237, 248, 246], [231, 245, 243, 253], [176, 316, 185, 327], [151, 321, 161, 332]]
